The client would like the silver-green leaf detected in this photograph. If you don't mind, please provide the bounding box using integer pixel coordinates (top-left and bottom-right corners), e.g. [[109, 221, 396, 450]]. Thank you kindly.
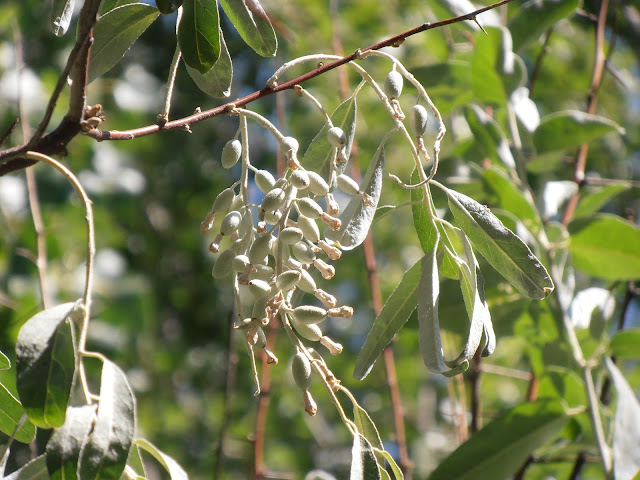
[[5, 455, 48, 480], [51, 0, 75, 36], [350, 434, 381, 480], [186, 31, 232, 98], [78, 360, 136, 480], [0, 383, 36, 443], [445, 188, 554, 299], [16, 303, 77, 429], [134, 438, 188, 480], [218, 0, 276, 57]]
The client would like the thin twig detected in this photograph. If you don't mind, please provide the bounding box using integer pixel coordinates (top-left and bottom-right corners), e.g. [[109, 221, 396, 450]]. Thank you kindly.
[[468, 349, 482, 433], [23, 151, 96, 405], [528, 27, 554, 96]]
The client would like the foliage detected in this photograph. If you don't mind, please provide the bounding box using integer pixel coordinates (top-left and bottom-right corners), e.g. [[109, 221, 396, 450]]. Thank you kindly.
[[1, 0, 640, 479]]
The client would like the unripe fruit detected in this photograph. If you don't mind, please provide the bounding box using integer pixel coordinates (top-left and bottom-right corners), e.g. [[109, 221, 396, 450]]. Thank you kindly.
[[264, 210, 282, 225], [292, 241, 316, 264], [291, 317, 323, 341], [292, 305, 327, 324], [220, 211, 243, 236], [252, 296, 270, 319], [248, 279, 273, 297], [297, 215, 320, 243], [249, 234, 274, 265], [411, 104, 428, 137], [297, 268, 317, 293], [212, 187, 235, 213], [327, 126, 346, 147], [336, 174, 360, 196], [232, 254, 250, 273], [279, 227, 304, 245], [261, 187, 286, 213], [255, 169, 276, 194], [229, 194, 243, 212], [290, 170, 310, 190], [280, 136, 299, 156], [384, 70, 403, 99], [276, 270, 301, 290], [296, 198, 323, 219], [306, 171, 330, 196], [291, 350, 312, 390], [212, 249, 236, 278], [221, 139, 242, 168], [249, 264, 274, 281]]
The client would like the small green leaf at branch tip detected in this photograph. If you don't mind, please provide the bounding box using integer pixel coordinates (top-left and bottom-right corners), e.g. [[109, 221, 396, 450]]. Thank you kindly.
[[354, 259, 421, 380], [444, 188, 554, 300], [16, 303, 77, 429], [88, 3, 159, 82], [179, 0, 221, 74]]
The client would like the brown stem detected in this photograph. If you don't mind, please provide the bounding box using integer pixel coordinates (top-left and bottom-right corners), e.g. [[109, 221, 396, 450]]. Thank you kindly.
[[561, 0, 610, 226], [568, 451, 588, 480], [0, 0, 517, 176], [528, 27, 554, 97], [468, 349, 482, 433]]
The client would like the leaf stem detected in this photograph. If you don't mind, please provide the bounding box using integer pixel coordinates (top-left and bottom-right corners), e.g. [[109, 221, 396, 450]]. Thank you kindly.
[[158, 43, 183, 126]]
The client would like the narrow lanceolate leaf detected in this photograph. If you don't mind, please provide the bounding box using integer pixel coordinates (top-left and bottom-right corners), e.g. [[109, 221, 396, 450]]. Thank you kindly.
[[573, 184, 628, 219], [78, 360, 136, 480], [354, 259, 421, 380], [605, 358, 640, 480], [302, 94, 357, 181], [156, 0, 184, 14], [418, 246, 449, 374], [46, 405, 97, 480], [51, 0, 74, 36], [0, 349, 9, 369], [533, 110, 625, 155], [88, 4, 159, 82], [350, 434, 381, 480], [5, 455, 48, 480], [325, 143, 384, 250], [127, 444, 147, 478], [134, 439, 188, 480], [445, 188, 554, 299], [186, 31, 232, 97], [427, 400, 568, 480], [218, 0, 276, 56], [0, 383, 36, 443], [568, 214, 640, 280], [410, 169, 438, 254], [16, 303, 77, 429], [178, 0, 221, 74], [464, 105, 515, 169]]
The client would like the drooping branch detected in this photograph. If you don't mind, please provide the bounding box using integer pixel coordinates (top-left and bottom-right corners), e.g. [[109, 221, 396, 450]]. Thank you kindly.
[[0, 0, 516, 175]]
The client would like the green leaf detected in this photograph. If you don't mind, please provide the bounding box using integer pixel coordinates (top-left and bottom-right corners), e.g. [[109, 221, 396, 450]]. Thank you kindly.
[[178, 0, 221, 74], [78, 360, 136, 480], [482, 166, 542, 236], [325, 142, 384, 250], [51, 0, 74, 36], [186, 31, 232, 97], [350, 434, 381, 480], [218, 0, 276, 56], [377, 449, 404, 480], [126, 444, 147, 479], [100, 0, 139, 15], [573, 184, 629, 219], [46, 405, 97, 480], [610, 330, 640, 358], [412, 61, 472, 116], [354, 259, 421, 380], [533, 110, 625, 155], [0, 350, 9, 369], [134, 439, 188, 480], [88, 4, 159, 82], [537, 367, 586, 409], [605, 358, 640, 480], [464, 105, 515, 169], [0, 383, 36, 443], [302, 93, 357, 182], [444, 188, 554, 299], [411, 170, 438, 254], [427, 400, 568, 480], [417, 246, 450, 374], [568, 214, 640, 280], [470, 27, 513, 106], [509, 0, 580, 51], [156, 0, 184, 14], [5, 455, 48, 480], [16, 303, 77, 429]]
